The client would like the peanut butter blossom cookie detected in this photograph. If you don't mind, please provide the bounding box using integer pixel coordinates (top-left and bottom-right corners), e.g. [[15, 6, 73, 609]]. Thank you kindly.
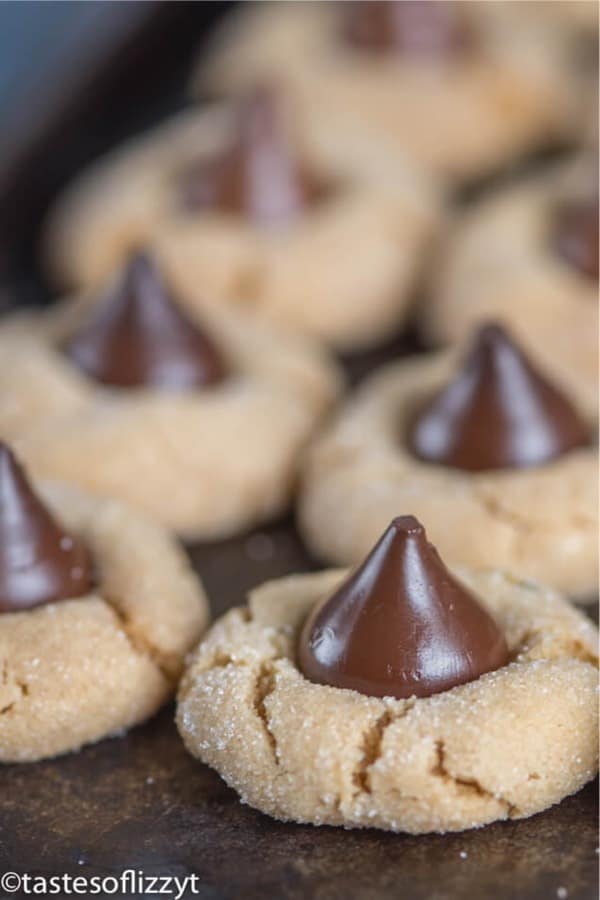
[[423, 158, 599, 409], [299, 324, 597, 598], [512, 1, 599, 40], [0, 252, 341, 539], [0, 444, 208, 763], [177, 516, 598, 833], [192, 1, 580, 181], [44, 87, 440, 350]]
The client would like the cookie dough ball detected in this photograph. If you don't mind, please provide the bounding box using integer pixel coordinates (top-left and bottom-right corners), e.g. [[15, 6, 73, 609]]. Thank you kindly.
[[177, 520, 598, 833], [0, 253, 342, 540], [299, 326, 598, 599], [43, 89, 441, 351], [192, 2, 581, 181], [0, 444, 209, 763], [422, 157, 598, 407]]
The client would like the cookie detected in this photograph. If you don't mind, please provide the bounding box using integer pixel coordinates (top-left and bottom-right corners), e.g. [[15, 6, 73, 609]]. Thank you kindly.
[[0, 444, 208, 763], [514, 1, 599, 38], [299, 325, 598, 598], [0, 253, 341, 540], [43, 88, 440, 350], [422, 157, 598, 407], [192, 2, 580, 181], [177, 517, 598, 833]]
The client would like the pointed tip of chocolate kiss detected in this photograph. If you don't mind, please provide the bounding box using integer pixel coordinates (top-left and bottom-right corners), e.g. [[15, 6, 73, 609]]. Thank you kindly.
[[389, 514, 424, 536], [0, 442, 93, 613], [408, 322, 589, 472], [64, 251, 227, 390], [298, 516, 509, 699], [179, 85, 328, 225], [341, 0, 472, 58], [474, 321, 510, 347]]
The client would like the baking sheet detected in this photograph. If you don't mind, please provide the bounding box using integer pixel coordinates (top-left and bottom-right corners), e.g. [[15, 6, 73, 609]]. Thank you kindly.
[[0, 3, 597, 898]]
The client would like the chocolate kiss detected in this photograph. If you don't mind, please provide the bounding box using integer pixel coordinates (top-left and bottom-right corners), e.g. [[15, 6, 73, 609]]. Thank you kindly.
[[341, 0, 471, 57], [0, 444, 93, 613], [554, 195, 599, 281], [298, 516, 508, 699], [408, 324, 589, 472], [180, 86, 326, 226], [64, 252, 227, 390]]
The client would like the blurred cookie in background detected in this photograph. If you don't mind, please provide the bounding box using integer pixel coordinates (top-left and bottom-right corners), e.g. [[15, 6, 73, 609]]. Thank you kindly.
[[515, 0, 598, 40], [192, 1, 586, 182], [43, 86, 442, 352], [298, 324, 598, 600], [422, 153, 598, 410], [0, 251, 342, 540]]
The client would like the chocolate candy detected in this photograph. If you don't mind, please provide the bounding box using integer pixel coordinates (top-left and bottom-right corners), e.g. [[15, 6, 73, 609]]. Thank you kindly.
[[298, 516, 508, 699], [341, 0, 471, 57], [64, 252, 227, 390], [554, 195, 599, 281], [179, 86, 327, 226], [408, 324, 589, 472], [0, 443, 93, 613]]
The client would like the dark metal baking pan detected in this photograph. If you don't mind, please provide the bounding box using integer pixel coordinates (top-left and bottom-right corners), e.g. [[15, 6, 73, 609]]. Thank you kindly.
[[0, 4, 597, 899]]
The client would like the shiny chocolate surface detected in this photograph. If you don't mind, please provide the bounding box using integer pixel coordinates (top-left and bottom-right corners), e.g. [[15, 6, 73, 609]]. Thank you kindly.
[[179, 86, 327, 226], [0, 443, 93, 612], [64, 252, 227, 390], [299, 516, 509, 699], [408, 324, 589, 471]]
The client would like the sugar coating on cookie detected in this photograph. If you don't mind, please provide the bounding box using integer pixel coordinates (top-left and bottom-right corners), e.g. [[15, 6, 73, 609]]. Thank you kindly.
[[43, 96, 440, 351], [0, 260, 342, 539], [0, 470, 209, 763], [177, 567, 598, 833], [298, 339, 598, 598]]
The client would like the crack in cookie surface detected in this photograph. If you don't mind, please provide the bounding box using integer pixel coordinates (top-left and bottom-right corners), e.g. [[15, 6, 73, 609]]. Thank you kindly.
[[253, 661, 280, 766], [513, 627, 599, 667], [474, 490, 531, 535], [100, 597, 173, 687], [431, 740, 520, 818], [206, 651, 246, 669], [0, 661, 30, 715], [352, 702, 415, 797]]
